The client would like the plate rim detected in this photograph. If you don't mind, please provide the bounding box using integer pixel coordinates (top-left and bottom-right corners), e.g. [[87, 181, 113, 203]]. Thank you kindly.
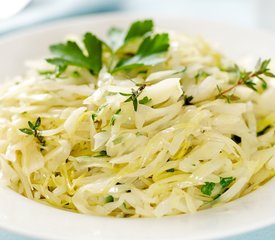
[[1, 12, 275, 240]]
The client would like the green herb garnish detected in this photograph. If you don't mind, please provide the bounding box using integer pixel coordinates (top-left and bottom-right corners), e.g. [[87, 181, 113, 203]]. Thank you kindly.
[[110, 109, 121, 126], [120, 84, 146, 111], [47, 33, 102, 76], [45, 19, 170, 77], [183, 95, 193, 106], [93, 150, 109, 158], [195, 71, 210, 84], [166, 168, 175, 173], [108, 19, 153, 51], [138, 96, 152, 105], [114, 33, 169, 72], [201, 182, 215, 196], [213, 177, 236, 200], [105, 195, 114, 203], [220, 177, 235, 188], [178, 93, 194, 106], [216, 85, 240, 103], [125, 19, 153, 42], [19, 117, 46, 146], [91, 113, 97, 122], [216, 59, 275, 98], [91, 104, 108, 123]]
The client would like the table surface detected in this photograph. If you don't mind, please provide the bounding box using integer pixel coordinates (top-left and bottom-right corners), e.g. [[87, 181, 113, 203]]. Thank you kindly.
[[0, 0, 275, 239]]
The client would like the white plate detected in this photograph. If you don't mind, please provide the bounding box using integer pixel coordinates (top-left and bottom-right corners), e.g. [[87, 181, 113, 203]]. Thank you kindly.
[[1, 12, 275, 240]]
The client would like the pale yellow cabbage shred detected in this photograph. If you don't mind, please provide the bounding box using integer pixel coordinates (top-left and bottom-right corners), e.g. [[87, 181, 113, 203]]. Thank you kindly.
[[1, 32, 275, 217]]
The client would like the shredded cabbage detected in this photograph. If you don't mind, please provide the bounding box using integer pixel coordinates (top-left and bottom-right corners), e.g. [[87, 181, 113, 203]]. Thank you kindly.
[[1, 29, 275, 218]]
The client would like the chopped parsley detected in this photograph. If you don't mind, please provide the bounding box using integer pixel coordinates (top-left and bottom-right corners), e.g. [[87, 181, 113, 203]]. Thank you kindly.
[[212, 177, 236, 200], [91, 113, 97, 122], [201, 182, 215, 196], [201, 177, 236, 196], [105, 195, 114, 203], [220, 177, 235, 188], [203, 177, 236, 200]]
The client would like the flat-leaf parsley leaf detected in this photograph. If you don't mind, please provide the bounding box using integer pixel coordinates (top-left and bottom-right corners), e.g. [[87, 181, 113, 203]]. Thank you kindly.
[[113, 33, 169, 72], [47, 33, 102, 76]]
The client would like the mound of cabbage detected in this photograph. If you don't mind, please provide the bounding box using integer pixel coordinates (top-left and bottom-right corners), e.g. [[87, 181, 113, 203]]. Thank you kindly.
[[1, 32, 275, 217]]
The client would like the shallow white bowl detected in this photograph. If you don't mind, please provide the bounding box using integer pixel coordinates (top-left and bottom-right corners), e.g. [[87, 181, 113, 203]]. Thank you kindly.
[[1, 13, 275, 240]]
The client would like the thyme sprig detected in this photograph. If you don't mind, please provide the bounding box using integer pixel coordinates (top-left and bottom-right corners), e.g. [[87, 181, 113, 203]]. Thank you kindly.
[[216, 59, 275, 98], [178, 92, 194, 106], [120, 84, 146, 111], [19, 117, 46, 146], [193, 59, 275, 104]]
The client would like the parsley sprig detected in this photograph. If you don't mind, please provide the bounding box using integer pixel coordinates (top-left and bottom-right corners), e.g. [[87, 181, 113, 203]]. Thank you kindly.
[[201, 176, 236, 197], [45, 19, 170, 77], [201, 182, 215, 196], [19, 117, 46, 146]]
